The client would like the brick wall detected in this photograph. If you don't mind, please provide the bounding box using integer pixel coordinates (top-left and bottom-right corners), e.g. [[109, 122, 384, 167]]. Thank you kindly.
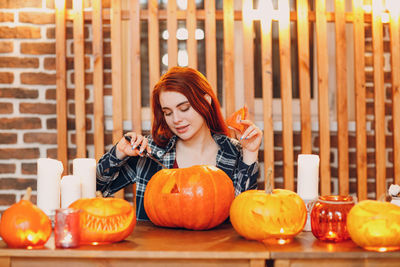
[[0, 1, 396, 213]]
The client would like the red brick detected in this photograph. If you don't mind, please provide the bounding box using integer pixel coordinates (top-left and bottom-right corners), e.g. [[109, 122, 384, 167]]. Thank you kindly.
[[0, 72, 13, 83], [0, 117, 41, 129], [0, 148, 39, 159], [0, 178, 37, 190], [0, 57, 39, 68], [20, 102, 56, 114], [0, 0, 42, 8], [69, 102, 93, 115], [0, 88, 38, 99], [0, 41, 12, 53], [24, 132, 57, 144], [46, 148, 57, 159], [0, 102, 12, 113], [0, 194, 16, 206], [21, 42, 55, 55], [44, 56, 91, 70], [19, 12, 54, 24], [21, 72, 56, 85], [0, 163, 15, 173], [45, 88, 56, 99], [67, 117, 92, 131], [0, 133, 17, 144], [0, 26, 41, 38], [46, 118, 56, 129], [21, 162, 36, 175], [0, 12, 13, 22]]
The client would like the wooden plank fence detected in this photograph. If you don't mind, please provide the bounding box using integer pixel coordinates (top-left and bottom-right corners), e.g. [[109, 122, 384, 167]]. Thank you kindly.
[[55, 0, 400, 200]]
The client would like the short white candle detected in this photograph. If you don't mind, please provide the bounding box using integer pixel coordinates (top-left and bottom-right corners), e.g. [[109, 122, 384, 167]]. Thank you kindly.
[[37, 158, 64, 216], [61, 175, 81, 208], [73, 158, 96, 198], [297, 154, 320, 200]]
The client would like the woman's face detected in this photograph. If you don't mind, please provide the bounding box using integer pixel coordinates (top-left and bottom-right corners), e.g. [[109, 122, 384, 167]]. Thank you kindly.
[[159, 91, 207, 141]]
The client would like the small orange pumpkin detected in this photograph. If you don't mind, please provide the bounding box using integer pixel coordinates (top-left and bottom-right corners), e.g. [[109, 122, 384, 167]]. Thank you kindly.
[[0, 187, 52, 248], [69, 192, 136, 244], [230, 171, 306, 244], [226, 106, 248, 132], [347, 200, 400, 252], [144, 165, 235, 230]]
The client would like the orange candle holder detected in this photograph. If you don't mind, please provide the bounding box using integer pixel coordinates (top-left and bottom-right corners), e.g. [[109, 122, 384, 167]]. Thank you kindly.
[[310, 195, 355, 242]]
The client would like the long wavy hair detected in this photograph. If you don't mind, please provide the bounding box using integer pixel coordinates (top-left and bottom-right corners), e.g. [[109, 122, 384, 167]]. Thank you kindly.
[[151, 67, 229, 147]]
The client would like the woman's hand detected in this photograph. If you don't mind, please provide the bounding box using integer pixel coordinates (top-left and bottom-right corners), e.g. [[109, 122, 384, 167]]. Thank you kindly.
[[115, 132, 151, 160], [232, 119, 263, 165]]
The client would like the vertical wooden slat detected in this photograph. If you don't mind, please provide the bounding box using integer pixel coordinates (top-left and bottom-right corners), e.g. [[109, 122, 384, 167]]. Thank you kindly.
[[130, 0, 142, 134], [389, 1, 400, 185], [111, 0, 124, 199], [352, 0, 367, 201], [55, 0, 68, 174], [223, 0, 235, 117], [371, 0, 386, 199], [315, 0, 331, 195], [73, 0, 86, 158], [279, 0, 294, 191], [92, 0, 104, 162], [205, 0, 217, 93], [167, 0, 177, 68], [297, 0, 312, 155], [186, 0, 197, 69], [148, 0, 160, 91], [242, 0, 255, 120], [334, 0, 349, 195], [261, 1, 274, 188]]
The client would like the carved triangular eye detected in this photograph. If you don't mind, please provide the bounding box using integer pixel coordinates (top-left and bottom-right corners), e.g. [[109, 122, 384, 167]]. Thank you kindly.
[[170, 183, 180, 194]]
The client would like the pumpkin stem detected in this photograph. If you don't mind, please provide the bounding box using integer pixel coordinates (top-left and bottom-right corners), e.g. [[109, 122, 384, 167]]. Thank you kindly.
[[265, 167, 273, 194], [22, 187, 32, 201], [96, 191, 103, 198]]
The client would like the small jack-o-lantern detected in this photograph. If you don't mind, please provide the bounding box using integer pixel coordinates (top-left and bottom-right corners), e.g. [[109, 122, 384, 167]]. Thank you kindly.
[[230, 170, 306, 244], [0, 187, 52, 248], [144, 165, 235, 230], [347, 200, 400, 252], [226, 106, 248, 132], [69, 192, 136, 244]]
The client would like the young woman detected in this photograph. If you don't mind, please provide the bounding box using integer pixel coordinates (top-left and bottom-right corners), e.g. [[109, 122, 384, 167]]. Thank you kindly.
[[97, 67, 263, 221]]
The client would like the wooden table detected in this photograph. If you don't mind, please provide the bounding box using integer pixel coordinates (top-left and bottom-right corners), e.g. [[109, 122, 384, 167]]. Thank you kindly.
[[1, 222, 400, 267]]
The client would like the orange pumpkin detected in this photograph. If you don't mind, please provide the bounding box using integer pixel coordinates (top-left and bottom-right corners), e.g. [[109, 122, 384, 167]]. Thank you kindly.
[[69, 192, 136, 244], [144, 165, 235, 230], [226, 106, 248, 132], [0, 187, 51, 248], [347, 200, 400, 252], [230, 188, 306, 243]]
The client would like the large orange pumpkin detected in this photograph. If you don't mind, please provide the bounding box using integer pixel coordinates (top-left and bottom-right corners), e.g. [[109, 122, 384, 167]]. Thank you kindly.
[[144, 165, 235, 230], [0, 187, 51, 248], [69, 193, 136, 244], [230, 189, 306, 243], [347, 200, 400, 252]]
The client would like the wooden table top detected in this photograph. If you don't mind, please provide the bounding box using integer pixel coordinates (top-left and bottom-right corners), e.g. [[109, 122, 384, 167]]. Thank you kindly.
[[1, 221, 400, 260]]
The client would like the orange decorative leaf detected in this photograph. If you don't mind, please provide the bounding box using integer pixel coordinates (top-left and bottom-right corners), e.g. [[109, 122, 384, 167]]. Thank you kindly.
[[226, 106, 248, 132]]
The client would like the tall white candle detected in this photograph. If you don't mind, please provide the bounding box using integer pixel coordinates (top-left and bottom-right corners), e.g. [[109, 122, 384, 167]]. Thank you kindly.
[[73, 158, 96, 198], [37, 158, 64, 216], [61, 175, 81, 208], [297, 154, 320, 200]]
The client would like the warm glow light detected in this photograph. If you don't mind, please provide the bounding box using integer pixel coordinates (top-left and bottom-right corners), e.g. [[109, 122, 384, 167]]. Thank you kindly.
[[279, 228, 285, 233], [363, 5, 372, 13], [91, 242, 99, 245], [382, 12, 390, 23], [378, 247, 388, 252], [277, 238, 287, 245], [178, 50, 188, 66], [55, 0, 65, 10]]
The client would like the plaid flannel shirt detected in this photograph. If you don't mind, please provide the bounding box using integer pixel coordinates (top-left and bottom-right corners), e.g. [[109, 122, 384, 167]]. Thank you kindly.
[[96, 133, 259, 221]]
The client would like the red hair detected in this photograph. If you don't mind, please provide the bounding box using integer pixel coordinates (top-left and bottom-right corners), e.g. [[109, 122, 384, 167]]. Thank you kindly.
[[151, 67, 230, 147]]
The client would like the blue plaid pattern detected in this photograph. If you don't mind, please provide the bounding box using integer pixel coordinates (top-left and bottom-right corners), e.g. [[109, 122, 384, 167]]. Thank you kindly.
[[96, 134, 259, 221]]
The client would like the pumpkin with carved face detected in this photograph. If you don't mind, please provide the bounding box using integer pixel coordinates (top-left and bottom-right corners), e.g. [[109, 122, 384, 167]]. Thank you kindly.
[[0, 188, 52, 248], [144, 165, 235, 230], [69, 193, 136, 244], [230, 189, 306, 243]]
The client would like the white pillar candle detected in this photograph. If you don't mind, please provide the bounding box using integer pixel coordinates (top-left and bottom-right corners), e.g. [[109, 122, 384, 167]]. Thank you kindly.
[[37, 158, 64, 216], [61, 175, 81, 208], [297, 154, 320, 200], [73, 158, 96, 198]]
